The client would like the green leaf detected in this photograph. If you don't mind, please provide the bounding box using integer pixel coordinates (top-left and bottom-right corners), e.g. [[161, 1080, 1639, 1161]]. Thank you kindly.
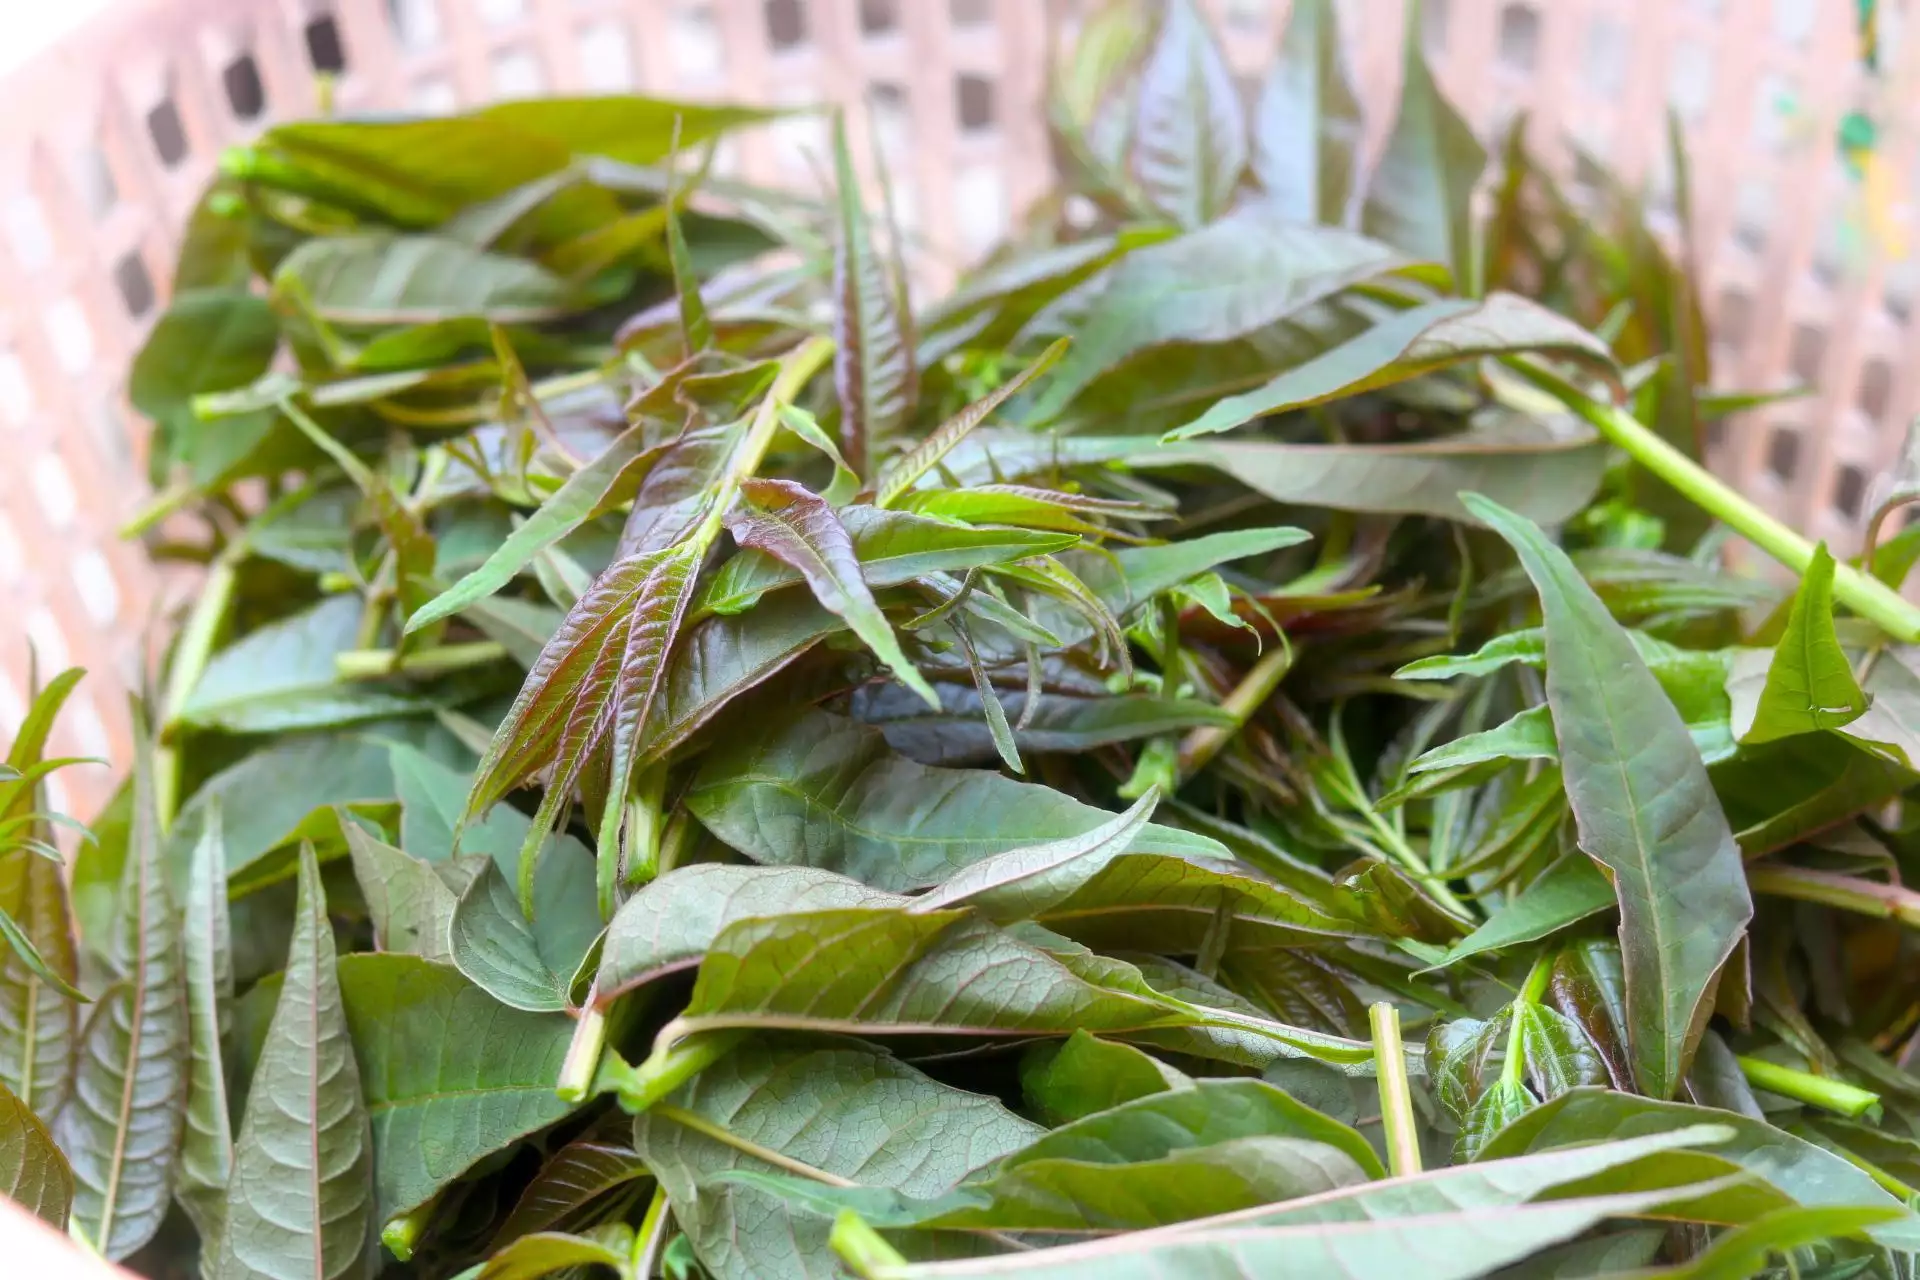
[[0, 671, 84, 1119], [55, 730, 188, 1261], [661, 905, 1366, 1069], [492, 1138, 646, 1246], [1429, 856, 1614, 969], [274, 233, 579, 326], [334, 954, 577, 1222], [728, 478, 938, 708], [1165, 294, 1618, 441], [407, 423, 672, 632], [855, 683, 1231, 768], [596, 864, 903, 1003], [1409, 704, 1558, 774], [1647, 1204, 1904, 1279], [631, 1040, 1041, 1280], [1253, 0, 1361, 224], [178, 804, 235, 1247], [831, 115, 914, 475], [344, 823, 459, 963], [129, 289, 280, 484], [860, 1167, 1729, 1278], [0, 1079, 71, 1228], [1152, 421, 1606, 526], [876, 340, 1070, 507], [177, 596, 437, 733], [475, 1228, 628, 1280], [1019, 1032, 1189, 1126], [1481, 1088, 1920, 1248], [451, 861, 589, 1012], [908, 787, 1162, 921], [1127, 0, 1246, 228], [664, 183, 713, 354], [698, 507, 1076, 618], [217, 845, 374, 1280], [1465, 493, 1752, 1101], [686, 711, 1227, 891], [1360, 9, 1487, 280], [1023, 208, 1436, 423], [1739, 543, 1869, 744]]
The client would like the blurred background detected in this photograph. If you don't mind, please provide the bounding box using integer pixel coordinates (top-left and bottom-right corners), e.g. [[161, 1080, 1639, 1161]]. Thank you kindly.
[[0, 0, 1914, 815]]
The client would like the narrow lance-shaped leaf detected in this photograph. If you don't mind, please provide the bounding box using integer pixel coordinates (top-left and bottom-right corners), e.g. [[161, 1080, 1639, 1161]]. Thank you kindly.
[[55, 719, 188, 1261], [875, 338, 1069, 508], [218, 844, 375, 1280], [405, 423, 671, 632], [909, 787, 1161, 921], [0, 668, 84, 1119], [1739, 542, 1869, 744], [1127, 0, 1247, 229], [0, 1079, 71, 1229], [177, 802, 235, 1248], [1360, 2, 1487, 282], [664, 160, 713, 353], [726, 478, 939, 709], [1464, 493, 1752, 1101], [1253, 0, 1361, 224], [1165, 293, 1619, 441], [831, 113, 913, 476]]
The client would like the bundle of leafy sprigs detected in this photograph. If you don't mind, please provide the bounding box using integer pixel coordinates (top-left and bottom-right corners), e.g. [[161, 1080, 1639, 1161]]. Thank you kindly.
[[11, 1, 1920, 1276]]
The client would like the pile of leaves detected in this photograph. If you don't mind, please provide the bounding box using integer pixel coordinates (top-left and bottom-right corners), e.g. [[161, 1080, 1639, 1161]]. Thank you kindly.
[[13, 0, 1920, 1275]]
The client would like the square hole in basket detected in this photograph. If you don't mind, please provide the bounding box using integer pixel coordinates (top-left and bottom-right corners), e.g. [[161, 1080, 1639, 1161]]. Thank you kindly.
[[951, 0, 992, 26], [956, 73, 995, 132], [1789, 322, 1826, 385], [1767, 426, 1801, 482], [25, 608, 69, 674], [71, 549, 120, 627], [1423, 0, 1450, 53], [1860, 358, 1894, 422], [32, 452, 77, 528], [306, 12, 348, 74], [0, 510, 21, 587], [225, 53, 266, 119], [491, 49, 544, 96], [860, 0, 899, 34], [1715, 287, 1751, 349], [113, 251, 155, 319], [867, 82, 910, 159], [766, 0, 808, 49], [5, 196, 52, 271], [147, 97, 189, 168], [75, 147, 116, 220], [1498, 4, 1540, 73], [672, 5, 725, 80], [1833, 464, 1868, 521]]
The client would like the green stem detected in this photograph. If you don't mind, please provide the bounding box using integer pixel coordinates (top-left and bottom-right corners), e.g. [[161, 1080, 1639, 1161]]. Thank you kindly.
[[1737, 1056, 1882, 1119], [1177, 640, 1293, 779], [653, 1104, 855, 1187], [1370, 1001, 1422, 1176], [1514, 360, 1920, 643], [333, 641, 507, 680], [630, 1186, 672, 1280], [1747, 865, 1920, 928], [556, 1002, 608, 1104], [156, 551, 240, 829], [831, 1211, 909, 1279], [1499, 952, 1557, 1092], [618, 1023, 747, 1113], [380, 1192, 438, 1261]]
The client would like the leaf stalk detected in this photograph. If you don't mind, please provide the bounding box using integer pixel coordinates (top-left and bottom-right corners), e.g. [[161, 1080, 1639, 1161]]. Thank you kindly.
[[1370, 1001, 1422, 1176], [1736, 1055, 1881, 1120]]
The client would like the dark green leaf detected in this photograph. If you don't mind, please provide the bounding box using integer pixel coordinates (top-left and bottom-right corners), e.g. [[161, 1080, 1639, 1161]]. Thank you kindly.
[[275, 233, 579, 326], [1127, 0, 1246, 228], [1253, 0, 1361, 224], [55, 730, 187, 1261], [344, 824, 459, 963], [217, 845, 374, 1280], [0, 1079, 71, 1228], [1360, 13, 1487, 280], [632, 1040, 1040, 1280], [178, 806, 235, 1246], [832, 115, 914, 475], [1466, 494, 1751, 1101], [493, 1138, 646, 1246], [1738, 543, 1869, 744], [1152, 420, 1605, 525], [1430, 857, 1614, 970], [1019, 1032, 1188, 1126], [686, 711, 1226, 891], [1166, 294, 1618, 441]]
